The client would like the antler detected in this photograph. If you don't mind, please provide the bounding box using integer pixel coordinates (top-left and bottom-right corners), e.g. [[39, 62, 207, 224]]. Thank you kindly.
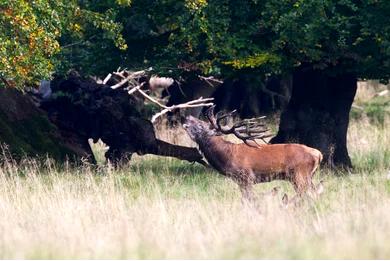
[[205, 105, 272, 147]]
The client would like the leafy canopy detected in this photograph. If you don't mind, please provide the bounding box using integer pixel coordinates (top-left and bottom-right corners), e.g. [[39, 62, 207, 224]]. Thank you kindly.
[[163, 0, 390, 79], [0, 0, 130, 88], [1, 0, 389, 88]]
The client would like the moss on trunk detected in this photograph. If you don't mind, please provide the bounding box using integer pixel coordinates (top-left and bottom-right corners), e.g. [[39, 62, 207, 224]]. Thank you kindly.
[[0, 87, 81, 161]]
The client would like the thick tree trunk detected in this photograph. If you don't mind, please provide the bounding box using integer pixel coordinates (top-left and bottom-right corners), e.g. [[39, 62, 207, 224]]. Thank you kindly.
[[270, 68, 357, 168], [0, 87, 86, 162], [105, 139, 208, 167], [151, 140, 208, 167]]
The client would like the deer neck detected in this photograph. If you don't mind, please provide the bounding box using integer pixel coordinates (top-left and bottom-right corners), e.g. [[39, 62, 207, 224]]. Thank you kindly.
[[196, 135, 233, 173]]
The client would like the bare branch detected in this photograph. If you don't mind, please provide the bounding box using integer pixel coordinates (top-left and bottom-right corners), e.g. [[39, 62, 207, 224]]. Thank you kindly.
[[150, 97, 214, 123], [103, 73, 112, 84], [259, 82, 289, 109], [110, 68, 152, 89], [375, 89, 389, 97], [128, 84, 168, 109], [110, 68, 214, 123], [198, 75, 223, 87]]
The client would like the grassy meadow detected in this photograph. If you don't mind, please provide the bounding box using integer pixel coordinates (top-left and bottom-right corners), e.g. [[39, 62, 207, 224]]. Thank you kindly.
[[0, 83, 389, 259]]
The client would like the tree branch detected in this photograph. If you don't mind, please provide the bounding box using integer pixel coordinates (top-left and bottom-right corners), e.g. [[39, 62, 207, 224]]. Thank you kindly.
[[0, 77, 11, 87], [109, 69, 215, 123]]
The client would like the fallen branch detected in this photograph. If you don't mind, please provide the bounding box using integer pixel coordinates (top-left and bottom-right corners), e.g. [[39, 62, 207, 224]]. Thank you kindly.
[[150, 96, 214, 123], [110, 69, 215, 123], [128, 83, 167, 109], [375, 89, 389, 97], [260, 82, 289, 101], [110, 68, 152, 89], [130, 83, 214, 122], [198, 75, 223, 87], [102, 73, 112, 84]]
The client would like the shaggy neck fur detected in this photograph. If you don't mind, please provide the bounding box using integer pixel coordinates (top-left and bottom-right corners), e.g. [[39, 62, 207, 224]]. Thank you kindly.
[[195, 134, 234, 174]]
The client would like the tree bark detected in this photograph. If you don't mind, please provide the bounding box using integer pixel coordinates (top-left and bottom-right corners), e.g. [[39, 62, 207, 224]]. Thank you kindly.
[[270, 68, 357, 169], [105, 139, 208, 167], [101, 117, 208, 166], [150, 139, 209, 167]]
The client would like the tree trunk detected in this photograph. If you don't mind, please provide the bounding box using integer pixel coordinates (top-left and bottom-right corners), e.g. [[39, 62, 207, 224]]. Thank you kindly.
[[0, 87, 87, 162], [270, 68, 357, 168], [151, 139, 209, 167], [105, 139, 208, 167]]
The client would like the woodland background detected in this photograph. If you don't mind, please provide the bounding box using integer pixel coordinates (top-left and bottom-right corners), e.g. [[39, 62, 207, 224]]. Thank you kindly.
[[0, 0, 389, 258]]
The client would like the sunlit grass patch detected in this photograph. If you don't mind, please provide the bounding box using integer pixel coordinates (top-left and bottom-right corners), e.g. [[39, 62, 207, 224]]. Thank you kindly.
[[0, 143, 389, 259], [0, 85, 389, 258]]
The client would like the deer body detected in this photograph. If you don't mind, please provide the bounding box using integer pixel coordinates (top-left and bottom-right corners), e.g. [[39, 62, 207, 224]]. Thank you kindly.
[[184, 113, 323, 201]]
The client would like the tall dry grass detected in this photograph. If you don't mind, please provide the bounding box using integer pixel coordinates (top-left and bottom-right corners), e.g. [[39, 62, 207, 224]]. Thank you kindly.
[[0, 83, 389, 259]]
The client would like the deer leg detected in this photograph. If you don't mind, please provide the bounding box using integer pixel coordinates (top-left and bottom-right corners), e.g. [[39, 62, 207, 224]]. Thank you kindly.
[[284, 168, 324, 208], [233, 169, 257, 203], [282, 171, 311, 208], [292, 172, 310, 195]]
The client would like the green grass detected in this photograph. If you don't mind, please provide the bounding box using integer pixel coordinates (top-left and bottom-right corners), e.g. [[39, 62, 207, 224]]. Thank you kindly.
[[0, 136, 389, 259], [0, 88, 389, 258], [351, 82, 390, 126]]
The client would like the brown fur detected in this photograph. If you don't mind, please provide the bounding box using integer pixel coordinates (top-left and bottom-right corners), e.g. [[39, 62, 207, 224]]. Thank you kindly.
[[183, 116, 323, 201]]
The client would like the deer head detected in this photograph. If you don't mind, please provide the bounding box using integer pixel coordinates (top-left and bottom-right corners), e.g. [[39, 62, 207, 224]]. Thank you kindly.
[[183, 115, 217, 141]]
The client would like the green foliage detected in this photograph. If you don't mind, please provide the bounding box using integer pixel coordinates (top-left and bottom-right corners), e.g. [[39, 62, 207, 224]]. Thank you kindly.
[[1, 0, 390, 87], [261, 0, 390, 78], [100, 0, 389, 80], [0, 147, 390, 258], [54, 0, 132, 76], [0, 1, 61, 87], [364, 96, 390, 125], [223, 53, 281, 70], [0, 0, 130, 88]]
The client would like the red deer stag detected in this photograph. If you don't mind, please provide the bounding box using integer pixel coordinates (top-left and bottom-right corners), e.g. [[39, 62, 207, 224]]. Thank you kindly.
[[183, 105, 323, 203]]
